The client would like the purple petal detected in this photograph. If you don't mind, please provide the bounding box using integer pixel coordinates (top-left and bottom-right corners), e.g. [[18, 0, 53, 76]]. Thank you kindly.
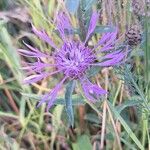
[[23, 42, 41, 52], [99, 46, 114, 52], [93, 52, 125, 67], [84, 11, 99, 44], [24, 69, 63, 84], [18, 43, 50, 58], [81, 78, 107, 102], [24, 74, 47, 84], [93, 28, 118, 52], [56, 12, 72, 41], [18, 49, 38, 57], [98, 32, 113, 45], [37, 76, 67, 110], [22, 61, 58, 73], [18, 49, 48, 58], [99, 29, 117, 46], [32, 24, 58, 49], [103, 50, 122, 59], [103, 29, 118, 47]]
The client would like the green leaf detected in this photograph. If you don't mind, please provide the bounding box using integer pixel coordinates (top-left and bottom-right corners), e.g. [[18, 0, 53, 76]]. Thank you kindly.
[[72, 135, 92, 150], [57, 25, 115, 36], [94, 25, 116, 33], [0, 111, 18, 119], [65, 80, 76, 127], [19, 97, 26, 126], [51, 105, 64, 148], [77, 0, 96, 41], [116, 98, 142, 113], [120, 138, 137, 150], [108, 101, 144, 150], [80, 0, 96, 12], [115, 66, 150, 113], [84, 113, 101, 124], [21, 93, 85, 105], [86, 66, 101, 77], [0, 19, 8, 26]]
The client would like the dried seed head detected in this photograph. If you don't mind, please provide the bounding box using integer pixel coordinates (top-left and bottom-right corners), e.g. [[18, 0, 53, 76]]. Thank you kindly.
[[132, 0, 145, 17], [126, 24, 142, 46], [145, 0, 150, 16], [146, 0, 150, 8], [132, 0, 150, 17]]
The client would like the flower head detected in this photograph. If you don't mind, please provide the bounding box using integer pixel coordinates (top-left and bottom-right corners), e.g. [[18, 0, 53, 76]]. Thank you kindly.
[[54, 42, 95, 78], [19, 11, 126, 110]]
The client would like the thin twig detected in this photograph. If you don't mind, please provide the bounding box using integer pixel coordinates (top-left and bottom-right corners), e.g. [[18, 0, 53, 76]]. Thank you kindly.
[[78, 105, 86, 133], [100, 68, 109, 149], [1, 75, 19, 114], [4, 89, 19, 114], [106, 101, 122, 150], [100, 100, 107, 150]]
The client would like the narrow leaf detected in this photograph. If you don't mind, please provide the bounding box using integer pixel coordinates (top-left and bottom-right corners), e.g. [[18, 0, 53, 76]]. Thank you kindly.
[[21, 93, 85, 105], [65, 80, 76, 127]]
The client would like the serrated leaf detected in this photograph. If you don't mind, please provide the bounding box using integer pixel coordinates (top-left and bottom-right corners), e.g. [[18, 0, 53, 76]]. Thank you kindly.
[[116, 99, 142, 113], [77, 0, 95, 41], [108, 101, 144, 150]]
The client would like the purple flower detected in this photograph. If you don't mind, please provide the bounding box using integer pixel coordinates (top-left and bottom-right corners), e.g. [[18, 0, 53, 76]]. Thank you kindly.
[[19, 11, 126, 110]]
